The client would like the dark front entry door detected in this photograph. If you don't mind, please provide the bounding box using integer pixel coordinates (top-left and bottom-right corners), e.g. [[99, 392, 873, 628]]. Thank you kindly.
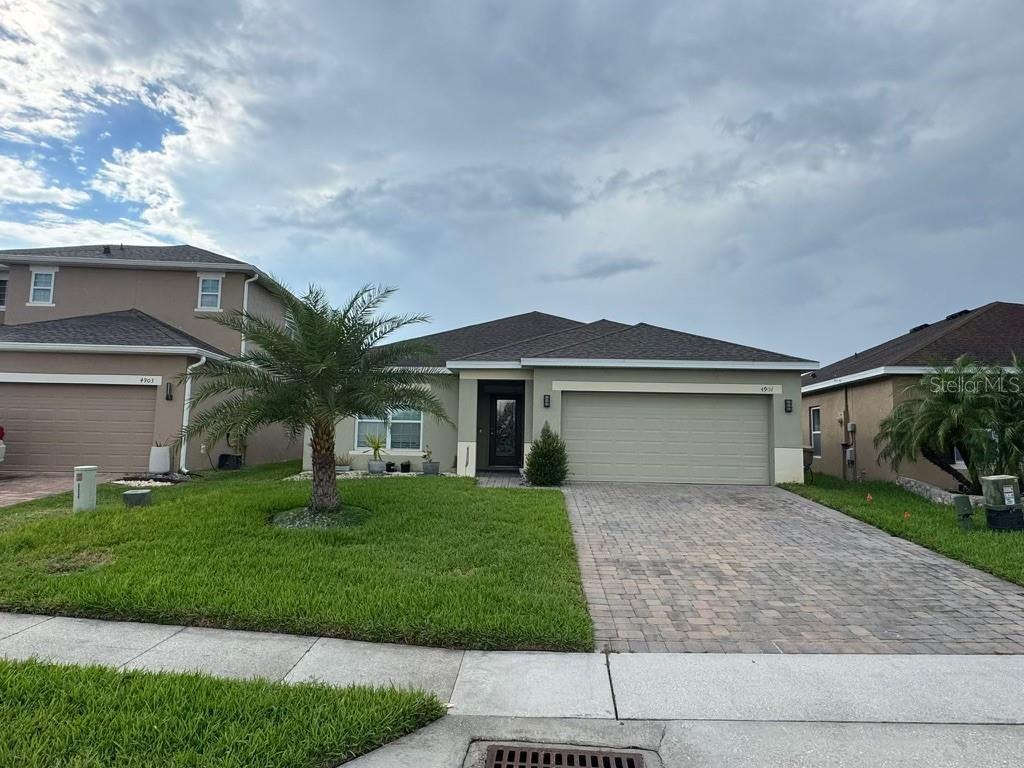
[[488, 392, 523, 467]]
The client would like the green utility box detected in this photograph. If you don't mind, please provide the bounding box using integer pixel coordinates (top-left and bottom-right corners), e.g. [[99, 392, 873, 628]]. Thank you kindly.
[[980, 475, 1024, 532]]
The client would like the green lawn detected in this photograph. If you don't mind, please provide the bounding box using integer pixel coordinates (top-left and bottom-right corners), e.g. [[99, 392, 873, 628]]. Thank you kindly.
[[1, 658, 443, 767], [782, 473, 1024, 587], [0, 462, 592, 651]]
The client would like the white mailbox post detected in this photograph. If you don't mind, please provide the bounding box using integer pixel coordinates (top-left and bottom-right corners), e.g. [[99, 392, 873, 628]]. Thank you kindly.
[[73, 465, 98, 512]]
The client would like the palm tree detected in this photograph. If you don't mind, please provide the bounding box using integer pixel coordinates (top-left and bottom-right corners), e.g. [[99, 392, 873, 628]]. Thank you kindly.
[[875, 356, 998, 493], [181, 283, 449, 511]]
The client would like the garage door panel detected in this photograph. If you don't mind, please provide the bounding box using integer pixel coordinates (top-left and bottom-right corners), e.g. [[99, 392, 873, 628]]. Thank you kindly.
[[562, 391, 770, 484], [0, 383, 156, 472]]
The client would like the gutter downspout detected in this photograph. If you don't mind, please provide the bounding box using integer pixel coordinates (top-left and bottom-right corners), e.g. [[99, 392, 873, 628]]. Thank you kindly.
[[241, 274, 258, 354], [179, 356, 208, 473]]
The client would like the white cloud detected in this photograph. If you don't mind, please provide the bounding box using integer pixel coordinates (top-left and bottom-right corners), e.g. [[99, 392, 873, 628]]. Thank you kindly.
[[0, 156, 89, 207], [0, 1, 1022, 361]]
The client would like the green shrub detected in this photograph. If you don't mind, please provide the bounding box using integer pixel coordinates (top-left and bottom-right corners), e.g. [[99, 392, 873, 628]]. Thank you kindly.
[[525, 422, 569, 486]]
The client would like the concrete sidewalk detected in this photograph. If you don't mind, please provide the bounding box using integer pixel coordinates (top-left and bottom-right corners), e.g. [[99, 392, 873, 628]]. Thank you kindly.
[[3, 610, 1024, 725]]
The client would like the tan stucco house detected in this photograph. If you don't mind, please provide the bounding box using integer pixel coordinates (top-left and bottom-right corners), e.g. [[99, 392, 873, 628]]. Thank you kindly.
[[0, 244, 300, 474], [303, 312, 818, 484], [801, 301, 1024, 487]]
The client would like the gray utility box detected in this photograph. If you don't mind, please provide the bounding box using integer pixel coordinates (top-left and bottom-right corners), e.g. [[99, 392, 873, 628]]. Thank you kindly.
[[123, 489, 153, 507], [980, 475, 1024, 532]]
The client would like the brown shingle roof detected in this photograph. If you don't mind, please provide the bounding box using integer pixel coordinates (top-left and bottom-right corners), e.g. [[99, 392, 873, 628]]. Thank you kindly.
[[393, 312, 814, 367], [0, 243, 247, 266], [806, 302, 1024, 387], [522, 322, 809, 364], [389, 311, 582, 366], [0, 309, 230, 357]]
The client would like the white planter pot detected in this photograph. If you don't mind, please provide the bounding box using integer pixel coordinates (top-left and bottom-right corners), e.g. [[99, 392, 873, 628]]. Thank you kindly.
[[367, 460, 386, 475], [148, 446, 171, 474]]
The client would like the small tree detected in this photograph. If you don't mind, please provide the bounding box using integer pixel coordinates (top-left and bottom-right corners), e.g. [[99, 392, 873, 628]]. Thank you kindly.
[[875, 355, 1024, 493], [525, 422, 569, 486], [182, 283, 449, 512]]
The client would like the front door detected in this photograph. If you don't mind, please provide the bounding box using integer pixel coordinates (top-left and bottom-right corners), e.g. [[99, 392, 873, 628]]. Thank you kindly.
[[487, 392, 523, 467]]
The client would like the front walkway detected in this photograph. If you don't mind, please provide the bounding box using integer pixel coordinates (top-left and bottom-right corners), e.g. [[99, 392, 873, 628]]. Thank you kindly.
[[0, 472, 117, 507], [567, 483, 1024, 654], [2, 611, 1024, 725]]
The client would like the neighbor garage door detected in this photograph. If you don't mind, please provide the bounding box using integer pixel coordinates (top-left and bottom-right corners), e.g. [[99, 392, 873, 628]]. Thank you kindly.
[[561, 391, 771, 484], [0, 383, 156, 473]]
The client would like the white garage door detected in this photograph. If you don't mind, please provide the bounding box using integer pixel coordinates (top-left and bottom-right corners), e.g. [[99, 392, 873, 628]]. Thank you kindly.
[[561, 391, 771, 484], [0, 383, 157, 473]]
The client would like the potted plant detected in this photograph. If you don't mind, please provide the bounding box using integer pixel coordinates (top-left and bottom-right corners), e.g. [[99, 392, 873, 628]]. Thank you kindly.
[[364, 433, 387, 474], [148, 438, 172, 474], [421, 445, 440, 476], [334, 452, 351, 473]]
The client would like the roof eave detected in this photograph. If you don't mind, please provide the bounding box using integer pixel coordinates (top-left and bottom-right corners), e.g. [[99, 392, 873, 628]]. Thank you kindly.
[[801, 366, 933, 394], [520, 357, 819, 371], [0, 254, 261, 276], [446, 360, 522, 370], [0, 341, 228, 360]]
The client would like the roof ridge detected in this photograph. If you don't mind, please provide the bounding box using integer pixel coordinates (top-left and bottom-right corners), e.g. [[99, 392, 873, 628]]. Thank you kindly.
[[416, 310, 580, 341], [890, 302, 1001, 365], [527, 323, 638, 356], [628, 321, 808, 361], [461, 318, 625, 359]]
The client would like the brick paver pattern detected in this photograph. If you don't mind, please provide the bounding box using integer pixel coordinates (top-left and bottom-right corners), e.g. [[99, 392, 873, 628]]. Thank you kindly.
[[566, 483, 1024, 654], [0, 473, 117, 508]]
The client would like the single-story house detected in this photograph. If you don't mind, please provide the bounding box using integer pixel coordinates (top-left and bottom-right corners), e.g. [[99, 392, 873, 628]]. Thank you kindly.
[[303, 311, 817, 484], [801, 301, 1024, 486]]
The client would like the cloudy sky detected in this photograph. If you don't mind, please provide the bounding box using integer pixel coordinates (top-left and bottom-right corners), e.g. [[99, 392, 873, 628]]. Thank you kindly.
[[1, 1, 1022, 364]]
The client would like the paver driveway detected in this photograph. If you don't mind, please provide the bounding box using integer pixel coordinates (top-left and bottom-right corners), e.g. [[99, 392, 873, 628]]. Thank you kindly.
[[566, 483, 1024, 654]]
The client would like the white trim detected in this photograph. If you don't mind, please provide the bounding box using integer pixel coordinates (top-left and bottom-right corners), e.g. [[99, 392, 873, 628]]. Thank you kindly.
[[0, 342, 226, 359], [809, 405, 822, 457], [801, 366, 934, 393], [0, 255, 259, 273], [28, 267, 57, 306], [522, 357, 818, 370], [180, 356, 207, 473], [196, 272, 223, 311], [447, 360, 521, 370], [552, 380, 782, 395], [241, 274, 258, 354], [354, 411, 424, 452], [0, 372, 163, 386]]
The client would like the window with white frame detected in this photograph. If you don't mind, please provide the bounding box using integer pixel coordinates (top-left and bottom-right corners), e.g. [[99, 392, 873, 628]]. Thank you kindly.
[[809, 406, 822, 457], [355, 409, 423, 451], [197, 274, 223, 310], [29, 269, 56, 305]]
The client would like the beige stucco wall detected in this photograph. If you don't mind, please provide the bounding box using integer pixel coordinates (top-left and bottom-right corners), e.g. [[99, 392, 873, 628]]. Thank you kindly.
[[301, 374, 459, 472], [0, 351, 189, 454], [803, 375, 960, 489], [0, 350, 300, 472], [3, 264, 248, 354], [529, 367, 805, 483]]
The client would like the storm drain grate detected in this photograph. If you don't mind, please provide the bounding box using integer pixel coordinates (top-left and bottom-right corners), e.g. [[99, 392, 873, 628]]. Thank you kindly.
[[485, 745, 644, 768]]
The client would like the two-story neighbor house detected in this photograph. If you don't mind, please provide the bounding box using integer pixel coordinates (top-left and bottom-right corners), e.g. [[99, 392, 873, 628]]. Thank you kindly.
[[0, 244, 299, 474], [801, 301, 1024, 488]]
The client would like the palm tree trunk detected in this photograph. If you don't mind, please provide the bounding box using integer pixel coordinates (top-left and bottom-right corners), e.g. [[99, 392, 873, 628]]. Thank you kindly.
[[921, 445, 979, 493], [309, 423, 339, 512]]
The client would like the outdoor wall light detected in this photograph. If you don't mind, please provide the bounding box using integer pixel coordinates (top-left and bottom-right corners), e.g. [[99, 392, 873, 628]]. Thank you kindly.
[[543, 394, 551, 408], [784, 398, 793, 413]]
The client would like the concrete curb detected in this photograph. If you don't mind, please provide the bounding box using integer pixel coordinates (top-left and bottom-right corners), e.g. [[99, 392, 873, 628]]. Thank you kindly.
[[3, 610, 1024, 724]]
